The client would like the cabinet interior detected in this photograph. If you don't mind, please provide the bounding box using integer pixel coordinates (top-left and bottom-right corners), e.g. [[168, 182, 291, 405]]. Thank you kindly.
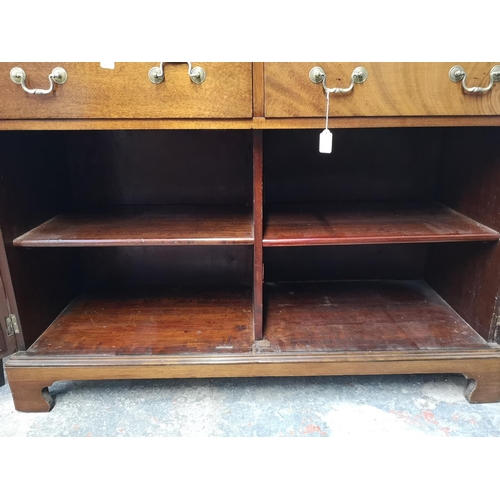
[[263, 127, 500, 349], [0, 130, 254, 351], [1, 126, 499, 356]]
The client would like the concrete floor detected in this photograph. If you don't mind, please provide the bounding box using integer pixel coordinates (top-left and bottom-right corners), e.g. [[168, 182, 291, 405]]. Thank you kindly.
[[1, 358, 499, 436]]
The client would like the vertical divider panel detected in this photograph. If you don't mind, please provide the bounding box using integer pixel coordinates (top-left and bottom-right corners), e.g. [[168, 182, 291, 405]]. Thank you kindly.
[[253, 130, 264, 340], [252, 62, 265, 118]]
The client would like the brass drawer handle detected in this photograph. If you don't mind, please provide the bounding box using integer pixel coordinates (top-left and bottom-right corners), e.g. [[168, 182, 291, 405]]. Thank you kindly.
[[148, 62, 206, 85], [10, 67, 68, 95], [309, 66, 368, 94], [449, 65, 500, 94]]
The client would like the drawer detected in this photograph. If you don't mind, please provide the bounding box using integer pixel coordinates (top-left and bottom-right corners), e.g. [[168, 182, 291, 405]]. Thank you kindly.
[[0, 62, 253, 119], [265, 63, 500, 118]]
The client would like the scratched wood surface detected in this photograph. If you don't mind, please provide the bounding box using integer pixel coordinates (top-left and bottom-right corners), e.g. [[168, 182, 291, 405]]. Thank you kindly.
[[28, 287, 254, 356], [264, 202, 499, 247], [264, 280, 489, 352], [14, 206, 254, 247]]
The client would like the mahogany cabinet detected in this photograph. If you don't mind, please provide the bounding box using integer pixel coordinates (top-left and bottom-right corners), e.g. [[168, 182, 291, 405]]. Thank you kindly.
[[1, 62, 500, 412]]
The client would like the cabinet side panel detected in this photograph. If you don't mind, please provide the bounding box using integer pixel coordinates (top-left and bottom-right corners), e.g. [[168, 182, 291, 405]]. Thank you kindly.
[[0, 273, 8, 353], [0, 132, 80, 348], [0, 230, 22, 353], [427, 127, 500, 341]]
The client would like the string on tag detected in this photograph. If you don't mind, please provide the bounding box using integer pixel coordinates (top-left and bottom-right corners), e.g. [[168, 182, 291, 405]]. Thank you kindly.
[[325, 89, 330, 130], [319, 89, 333, 154]]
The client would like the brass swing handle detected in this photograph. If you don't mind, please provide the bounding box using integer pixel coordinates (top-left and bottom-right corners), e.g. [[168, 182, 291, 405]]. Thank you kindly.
[[10, 67, 68, 95], [148, 62, 206, 85], [309, 66, 368, 94], [449, 65, 500, 94]]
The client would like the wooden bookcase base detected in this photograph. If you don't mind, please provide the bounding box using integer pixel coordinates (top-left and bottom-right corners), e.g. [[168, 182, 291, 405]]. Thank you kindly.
[[6, 350, 500, 412]]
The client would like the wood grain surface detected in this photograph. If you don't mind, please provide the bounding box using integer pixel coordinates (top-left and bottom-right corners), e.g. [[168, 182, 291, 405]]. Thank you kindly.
[[0, 63, 252, 119], [1, 116, 500, 132], [28, 287, 253, 356], [8, 352, 500, 411], [265, 63, 500, 117], [255, 116, 500, 129], [264, 280, 489, 352], [264, 202, 499, 246], [253, 63, 265, 117], [14, 206, 254, 247]]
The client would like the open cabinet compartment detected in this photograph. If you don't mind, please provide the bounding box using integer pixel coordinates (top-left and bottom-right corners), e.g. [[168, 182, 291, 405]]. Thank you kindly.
[[0, 130, 255, 358], [3, 125, 500, 411], [262, 127, 500, 353]]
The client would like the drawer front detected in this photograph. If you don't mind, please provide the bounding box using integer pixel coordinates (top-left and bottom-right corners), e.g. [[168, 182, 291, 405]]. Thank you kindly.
[[0, 63, 252, 119], [265, 63, 500, 118]]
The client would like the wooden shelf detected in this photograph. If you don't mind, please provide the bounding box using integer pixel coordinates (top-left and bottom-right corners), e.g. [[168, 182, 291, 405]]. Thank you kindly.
[[13, 205, 254, 247], [28, 286, 253, 356], [264, 280, 491, 352], [264, 202, 499, 247]]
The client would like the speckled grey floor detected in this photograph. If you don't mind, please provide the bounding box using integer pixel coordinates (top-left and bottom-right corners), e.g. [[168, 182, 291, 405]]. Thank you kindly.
[[1, 358, 499, 436]]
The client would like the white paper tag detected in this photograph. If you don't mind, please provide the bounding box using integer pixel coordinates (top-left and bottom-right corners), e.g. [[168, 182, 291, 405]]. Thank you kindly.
[[319, 129, 333, 154], [100, 62, 115, 70]]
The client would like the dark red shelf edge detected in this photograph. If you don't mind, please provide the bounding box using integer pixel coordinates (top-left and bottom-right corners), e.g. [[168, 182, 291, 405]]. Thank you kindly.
[[14, 237, 255, 247], [263, 233, 500, 247]]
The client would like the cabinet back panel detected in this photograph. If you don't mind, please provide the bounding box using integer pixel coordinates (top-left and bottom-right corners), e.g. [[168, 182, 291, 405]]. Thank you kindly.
[[0, 132, 72, 237], [264, 245, 427, 283], [80, 246, 253, 287], [264, 128, 442, 203], [64, 130, 253, 207]]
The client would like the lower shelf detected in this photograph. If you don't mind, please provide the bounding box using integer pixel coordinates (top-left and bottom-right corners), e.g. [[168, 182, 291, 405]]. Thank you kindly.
[[26, 280, 491, 357], [28, 287, 254, 356], [264, 280, 490, 352], [9, 279, 500, 410]]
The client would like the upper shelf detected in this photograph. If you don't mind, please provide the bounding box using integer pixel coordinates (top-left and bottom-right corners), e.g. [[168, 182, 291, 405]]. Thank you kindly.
[[264, 201, 499, 247], [14, 205, 254, 247]]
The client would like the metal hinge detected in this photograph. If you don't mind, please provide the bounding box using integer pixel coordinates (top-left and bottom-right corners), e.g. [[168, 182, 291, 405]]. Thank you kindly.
[[5, 314, 20, 336]]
